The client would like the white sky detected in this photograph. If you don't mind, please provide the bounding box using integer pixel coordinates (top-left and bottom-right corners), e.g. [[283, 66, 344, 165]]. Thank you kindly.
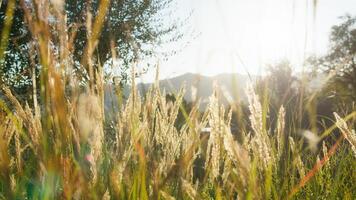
[[140, 0, 356, 82]]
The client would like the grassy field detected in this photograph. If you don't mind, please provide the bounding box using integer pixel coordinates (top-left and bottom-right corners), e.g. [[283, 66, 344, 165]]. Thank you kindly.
[[1, 75, 356, 199], [1, 0, 356, 199]]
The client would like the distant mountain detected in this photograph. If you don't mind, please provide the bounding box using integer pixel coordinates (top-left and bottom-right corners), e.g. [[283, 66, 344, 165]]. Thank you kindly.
[[137, 73, 256, 108], [104, 73, 256, 114]]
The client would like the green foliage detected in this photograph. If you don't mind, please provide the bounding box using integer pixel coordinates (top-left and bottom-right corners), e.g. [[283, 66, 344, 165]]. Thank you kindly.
[[310, 15, 356, 104], [0, 0, 34, 89], [295, 145, 356, 199], [0, 0, 178, 91]]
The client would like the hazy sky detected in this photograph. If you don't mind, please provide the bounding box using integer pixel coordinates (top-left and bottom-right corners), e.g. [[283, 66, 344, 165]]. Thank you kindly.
[[140, 0, 356, 82]]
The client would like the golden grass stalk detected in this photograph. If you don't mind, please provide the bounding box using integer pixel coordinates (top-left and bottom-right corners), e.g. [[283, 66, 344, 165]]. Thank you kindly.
[[246, 84, 273, 169], [334, 112, 356, 157]]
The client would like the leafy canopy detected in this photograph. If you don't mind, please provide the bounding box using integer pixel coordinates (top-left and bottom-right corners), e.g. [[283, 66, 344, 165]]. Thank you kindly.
[[0, 0, 178, 90], [312, 15, 356, 101]]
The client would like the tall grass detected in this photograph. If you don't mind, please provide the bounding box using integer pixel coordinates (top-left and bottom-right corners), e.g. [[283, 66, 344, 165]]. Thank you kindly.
[[0, 0, 355, 199], [1, 77, 355, 199]]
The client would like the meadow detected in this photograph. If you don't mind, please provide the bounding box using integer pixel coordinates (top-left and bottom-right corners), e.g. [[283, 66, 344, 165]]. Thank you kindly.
[[0, 0, 355, 199]]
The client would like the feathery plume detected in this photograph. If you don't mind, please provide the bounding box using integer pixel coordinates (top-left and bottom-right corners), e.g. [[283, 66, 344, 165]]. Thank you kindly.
[[276, 106, 285, 160], [334, 112, 356, 157], [246, 84, 273, 168]]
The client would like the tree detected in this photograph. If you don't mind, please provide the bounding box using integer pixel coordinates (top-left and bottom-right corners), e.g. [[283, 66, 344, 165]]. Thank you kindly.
[[0, 0, 34, 92], [0, 0, 178, 92], [312, 15, 356, 102]]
